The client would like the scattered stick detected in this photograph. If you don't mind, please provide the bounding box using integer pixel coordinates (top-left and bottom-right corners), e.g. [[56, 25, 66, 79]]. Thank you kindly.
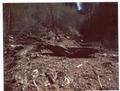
[[32, 69, 40, 91], [97, 74, 102, 89], [33, 79, 40, 91], [92, 66, 103, 89]]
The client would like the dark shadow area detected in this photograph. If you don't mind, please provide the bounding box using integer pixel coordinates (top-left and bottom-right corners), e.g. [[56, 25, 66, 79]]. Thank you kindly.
[[80, 3, 118, 49], [42, 47, 98, 58]]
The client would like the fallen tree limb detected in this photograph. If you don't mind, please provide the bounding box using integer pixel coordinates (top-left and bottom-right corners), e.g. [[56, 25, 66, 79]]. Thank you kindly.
[[92, 66, 103, 89]]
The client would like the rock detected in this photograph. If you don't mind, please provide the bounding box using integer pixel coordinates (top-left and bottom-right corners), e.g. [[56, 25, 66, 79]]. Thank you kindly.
[[32, 69, 39, 78], [16, 45, 36, 57], [9, 44, 24, 50]]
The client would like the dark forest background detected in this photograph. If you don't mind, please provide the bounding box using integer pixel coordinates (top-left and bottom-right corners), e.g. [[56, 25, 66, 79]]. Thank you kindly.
[[3, 2, 118, 49]]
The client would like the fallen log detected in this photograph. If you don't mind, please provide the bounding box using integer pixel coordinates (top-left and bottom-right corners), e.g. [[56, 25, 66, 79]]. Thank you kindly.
[[25, 36, 98, 58], [43, 44, 98, 58]]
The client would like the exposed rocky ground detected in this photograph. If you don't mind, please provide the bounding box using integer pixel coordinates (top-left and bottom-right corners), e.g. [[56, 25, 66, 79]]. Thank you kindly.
[[4, 34, 118, 91]]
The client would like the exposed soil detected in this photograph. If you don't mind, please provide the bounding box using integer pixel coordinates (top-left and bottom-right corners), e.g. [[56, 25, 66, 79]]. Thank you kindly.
[[4, 36, 118, 91]]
